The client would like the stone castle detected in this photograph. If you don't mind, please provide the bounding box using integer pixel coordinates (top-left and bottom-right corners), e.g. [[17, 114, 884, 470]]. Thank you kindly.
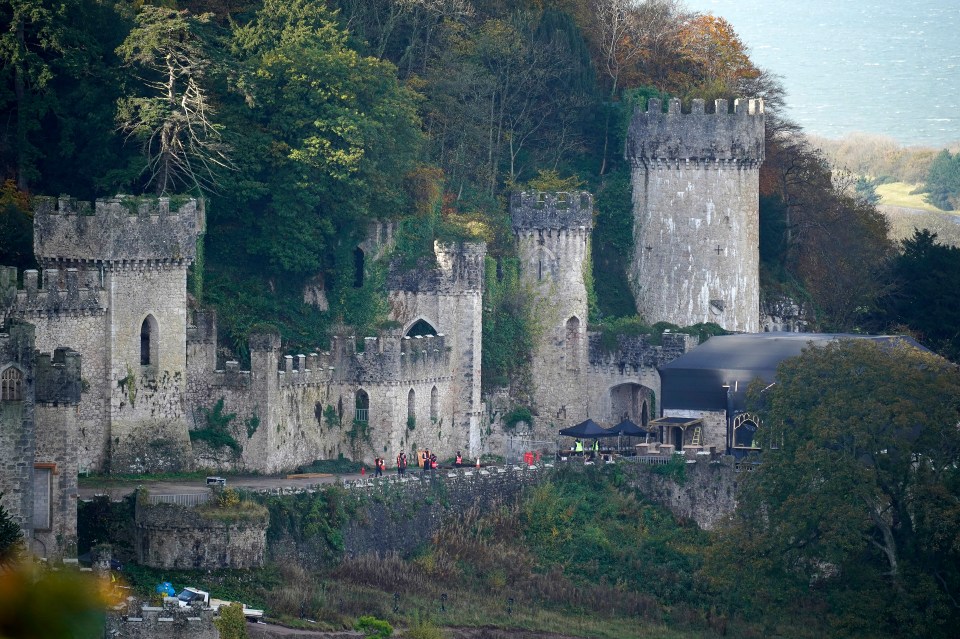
[[0, 97, 765, 559]]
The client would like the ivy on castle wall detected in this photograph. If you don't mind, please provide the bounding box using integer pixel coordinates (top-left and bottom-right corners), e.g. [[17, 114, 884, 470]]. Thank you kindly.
[[481, 256, 535, 401]]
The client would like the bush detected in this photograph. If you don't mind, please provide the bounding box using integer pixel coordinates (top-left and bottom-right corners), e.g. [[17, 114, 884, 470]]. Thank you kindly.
[[214, 602, 249, 639], [356, 615, 393, 638]]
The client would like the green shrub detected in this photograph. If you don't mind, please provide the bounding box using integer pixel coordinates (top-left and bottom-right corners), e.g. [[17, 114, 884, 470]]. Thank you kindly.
[[214, 602, 249, 639], [503, 406, 532, 429], [355, 615, 393, 638]]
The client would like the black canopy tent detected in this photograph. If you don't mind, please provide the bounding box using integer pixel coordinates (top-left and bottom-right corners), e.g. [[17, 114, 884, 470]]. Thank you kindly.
[[607, 418, 651, 454], [558, 418, 617, 438], [558, 419, 617, 458], [608, 419, 647, 437]]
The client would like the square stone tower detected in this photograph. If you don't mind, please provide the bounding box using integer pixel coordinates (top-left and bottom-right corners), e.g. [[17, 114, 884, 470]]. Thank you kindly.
[[31, 195, 204, 473], [626, 97, 764, 333]]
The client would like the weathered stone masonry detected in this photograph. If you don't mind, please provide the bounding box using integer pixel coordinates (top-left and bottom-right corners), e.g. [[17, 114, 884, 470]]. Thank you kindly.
[[0, 318, 81, 560], [3, 195, 205, 474], [627, 97, 764, 333]]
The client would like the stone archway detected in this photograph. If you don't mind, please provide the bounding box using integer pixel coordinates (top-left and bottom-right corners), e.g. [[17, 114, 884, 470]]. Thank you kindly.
[[609, 382, 654, 425]]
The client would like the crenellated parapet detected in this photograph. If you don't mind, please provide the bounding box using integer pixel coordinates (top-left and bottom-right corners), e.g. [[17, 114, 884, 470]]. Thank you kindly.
[[1, 265, 106, 318], [351, 333, 451, 383], [510, 191, 594, 231], [32, 195, 205, 267], [34, 347, 81, 404], [626, 97, 765, 166], [232, 330, 452, 389], [186, 310, 216, 345], [588, 331, 699, 372]]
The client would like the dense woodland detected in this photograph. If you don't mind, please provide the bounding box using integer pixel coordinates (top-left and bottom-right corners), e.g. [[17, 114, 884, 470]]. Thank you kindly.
[[3, 2, 960, 637], [3, 0, 960, 367]]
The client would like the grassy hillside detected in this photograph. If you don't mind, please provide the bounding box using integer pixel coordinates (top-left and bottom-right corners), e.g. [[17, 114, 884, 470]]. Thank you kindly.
[[875, 182, 944, 212]]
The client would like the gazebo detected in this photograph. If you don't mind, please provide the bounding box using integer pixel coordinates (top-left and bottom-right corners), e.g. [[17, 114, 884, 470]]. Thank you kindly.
[[608, 418, 650, 454], [558, 418, 618, 457]]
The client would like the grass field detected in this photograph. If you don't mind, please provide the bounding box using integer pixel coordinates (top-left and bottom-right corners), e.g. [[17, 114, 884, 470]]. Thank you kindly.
[[875, 182, 944, 212]]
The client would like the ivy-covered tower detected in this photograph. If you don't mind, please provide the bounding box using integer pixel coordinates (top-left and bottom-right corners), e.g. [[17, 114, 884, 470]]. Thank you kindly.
[[511, 191, 593, 434], [626, 97, 764, 332]]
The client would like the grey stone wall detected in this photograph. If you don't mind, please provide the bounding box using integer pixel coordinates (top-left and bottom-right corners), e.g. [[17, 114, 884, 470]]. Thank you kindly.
[[627, 97, 764, 333], [105, 604, 218, 639], [135, 500, 268, 569], [3, 267, 109, 471], [511, 192, 593, 440], [0, 321, 36, 536], [186, 322, 461, 473], [387, 241, 486, 457], [624, 456, 738, 530], [760, 294, 810, 333], [32, 195, 203, 265], [0, 321, 81, 560], [4, 195, 204, 474]]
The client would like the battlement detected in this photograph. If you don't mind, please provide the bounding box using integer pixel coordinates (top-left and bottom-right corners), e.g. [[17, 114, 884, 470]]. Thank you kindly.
[[186, 309, 217, 345], [0, 319, 35, 364], [0, 265, 106, 318], [510, 191, 594, 231], [35, 347, 82, 404], [33, 195, 205, 266], [235, 331, 452, 388], [626, 97, 765, 164]]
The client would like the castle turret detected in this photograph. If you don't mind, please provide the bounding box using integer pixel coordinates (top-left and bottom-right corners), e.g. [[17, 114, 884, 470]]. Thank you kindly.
[[511, 191, 593, 435], [22, 195, 205, 473], [626, 97, 764, 332]]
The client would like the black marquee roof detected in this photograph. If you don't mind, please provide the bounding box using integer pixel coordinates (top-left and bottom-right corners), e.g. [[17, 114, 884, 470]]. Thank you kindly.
[[658, 332, 929, 413]]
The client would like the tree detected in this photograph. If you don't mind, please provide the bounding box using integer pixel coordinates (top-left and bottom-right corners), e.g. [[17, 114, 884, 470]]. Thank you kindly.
[[0, 0, 103, 190], [213, 602, 249, 639], [886, 229, 960, 361], [0, 493, 23, 565], [709, 339, 960, 637], [675, 14, 758, 98], [116, 6, 232, 195], [921, 149, 960, 211]]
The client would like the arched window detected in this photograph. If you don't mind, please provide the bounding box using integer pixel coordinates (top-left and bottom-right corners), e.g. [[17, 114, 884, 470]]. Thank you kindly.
[[565, 316, 580, 370], [353, 247, 365, 288], [430, 386, 439, 422], [405, 319, 438, 337], [355, 389, 369, 423], [733, 413, 761, 449], [140, 315, 159, 366], [1, 367, 24, 401], [407, 389, 416, 425]]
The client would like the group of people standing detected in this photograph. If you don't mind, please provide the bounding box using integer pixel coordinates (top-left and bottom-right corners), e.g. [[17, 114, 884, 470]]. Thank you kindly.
[[572, 438, 601, 460], [372, 449, 467, 477]]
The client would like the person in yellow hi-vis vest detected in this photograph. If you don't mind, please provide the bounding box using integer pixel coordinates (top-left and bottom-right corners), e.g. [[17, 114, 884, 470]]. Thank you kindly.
[[574, 438, 583, 454]]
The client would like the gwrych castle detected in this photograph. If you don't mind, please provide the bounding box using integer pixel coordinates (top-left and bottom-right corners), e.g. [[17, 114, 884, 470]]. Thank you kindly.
[[1, 97, 772, 560]]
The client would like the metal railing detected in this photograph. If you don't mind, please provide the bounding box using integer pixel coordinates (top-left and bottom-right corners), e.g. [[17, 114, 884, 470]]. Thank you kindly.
[[355, 408, 368, 423]]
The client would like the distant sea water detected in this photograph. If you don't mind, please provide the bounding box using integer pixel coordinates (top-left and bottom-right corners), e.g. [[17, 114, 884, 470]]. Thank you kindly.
[[682, 0, 960, 148]]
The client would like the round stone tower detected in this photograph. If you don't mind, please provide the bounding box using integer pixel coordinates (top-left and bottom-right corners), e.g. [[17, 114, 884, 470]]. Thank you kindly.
[[626, 97, 764, 333], [510, 191, 593, 433]]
